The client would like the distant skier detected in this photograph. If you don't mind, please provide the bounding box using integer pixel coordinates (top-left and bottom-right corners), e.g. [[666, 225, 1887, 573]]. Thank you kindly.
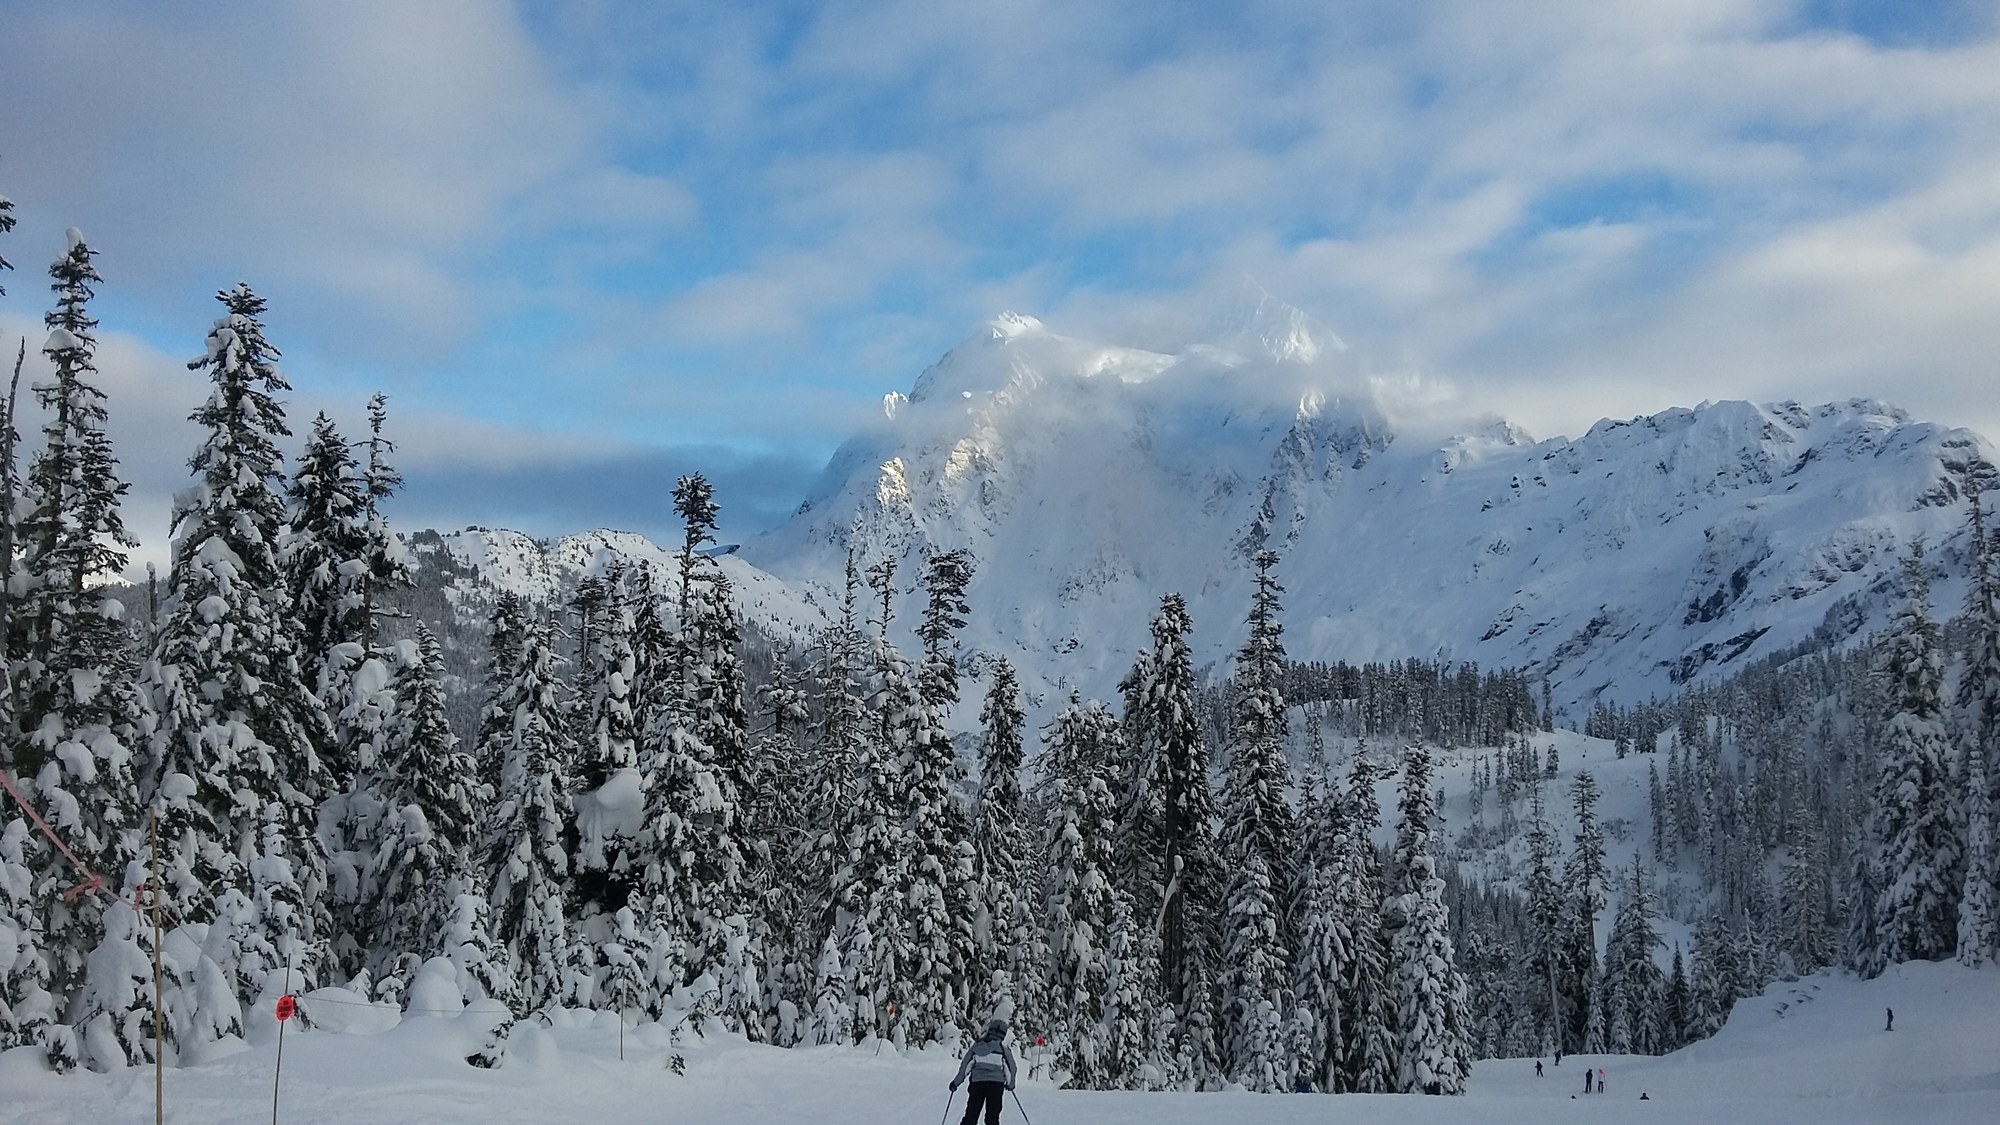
[[1584, 1070, 1593, 1094], [1885, 1007, 1894, 1032], [1535, 1060, 1544, 1078], [949, 1018, 1019, 1125], [1598, 1068, 1606, 1094]]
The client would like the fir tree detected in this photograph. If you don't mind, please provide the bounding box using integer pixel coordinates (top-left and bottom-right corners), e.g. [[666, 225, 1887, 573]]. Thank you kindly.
[[1120, 594, 1221, 1039], [916, 547, 973, 708], [15, 231, 142, 1026], [1216, 551, 1294, 1087], [1384, 742, 1470, 1095], [368, 627, 484, 994], [482, 616, 581, 1012], [1601, 865, 1665, 1055], [145, 285, 333, 983], [971, 658, 1038, 1029], [1561, 771, 1606, 1053], [1870, 545, 1961, 966], [1336, 751, 1394, 1093], [1958, 493, 2000, 965], [1036, 695, 1124, 1086], [571, 565, 642, 925]]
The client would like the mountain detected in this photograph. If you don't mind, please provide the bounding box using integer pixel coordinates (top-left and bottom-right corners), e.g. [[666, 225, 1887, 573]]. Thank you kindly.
[[739, 303, 1996, 717], [397, 299, 1994, 723]]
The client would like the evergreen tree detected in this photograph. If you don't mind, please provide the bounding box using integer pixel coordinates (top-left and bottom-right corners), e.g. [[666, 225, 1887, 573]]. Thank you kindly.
[[1958, 493, 2000, 965], [1336, 752, 1394, 1093], [1870, 546, 1961, 966], [1216, 550, 1294, 1087], [1384, 742, 1470, 1095], [282, 414, 367, 715], [15, 231, 143, 1029], [1287, 752, 1346, 1091], [571, 565, 642, 926], [971, 658, 1036, 1027], [1036, 695, 1124, 1086], [1120, 594, 1221, 1042], [368, 627, 484, 996], [1521, 788, 1567, 1052], [916, 547, 973, 708], [482, 616, 581, 1011], [145, 285, 333, 983], [1561, 771, 1606, 1053], [1601, 865, 1666, 1055]]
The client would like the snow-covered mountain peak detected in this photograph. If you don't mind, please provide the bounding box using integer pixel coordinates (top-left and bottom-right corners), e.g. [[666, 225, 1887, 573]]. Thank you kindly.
[[1191, 282, 1345, 367]]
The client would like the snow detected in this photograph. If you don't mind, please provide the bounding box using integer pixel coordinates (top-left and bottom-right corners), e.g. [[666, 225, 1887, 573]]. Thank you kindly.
[[4, 961, 1994, 1123]]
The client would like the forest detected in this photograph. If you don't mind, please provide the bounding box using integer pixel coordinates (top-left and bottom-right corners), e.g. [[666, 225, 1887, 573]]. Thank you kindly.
[[2, 193, 1996, 1094]]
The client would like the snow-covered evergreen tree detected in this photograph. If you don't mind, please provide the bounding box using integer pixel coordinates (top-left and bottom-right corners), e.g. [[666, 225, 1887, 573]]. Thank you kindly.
[[1958, 494, 1999, 965], [482, 616, 581, 1012], [1035, 694, 1124, 1086], [368, 627, 484, 997], [14, 231, 143, 1040], [1384, 742, 1469, 1095], [1601, 865, 1666, 1055], [1869, 545, 1962, 967], [1335, 751, 1394, 1093], [1562, 771, 1606, 1053], [145, 285, 333, 983], [571, 564, 643, 929], [916, 547, 973, 708], [1119, 594, 1221, 1044], [1216, 550, 1294, 1087], [1287, 751, 1346, 1092], [971, 658, 1037, 1028]]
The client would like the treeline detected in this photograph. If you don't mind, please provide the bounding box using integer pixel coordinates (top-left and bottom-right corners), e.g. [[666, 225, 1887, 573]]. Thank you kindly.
[[1280, 658, 1543, 748], [0, 198, 1476, 1092]]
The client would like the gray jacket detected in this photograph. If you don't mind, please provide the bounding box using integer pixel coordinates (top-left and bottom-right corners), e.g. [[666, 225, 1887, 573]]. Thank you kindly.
[[952, 1032, 1018, 1087]]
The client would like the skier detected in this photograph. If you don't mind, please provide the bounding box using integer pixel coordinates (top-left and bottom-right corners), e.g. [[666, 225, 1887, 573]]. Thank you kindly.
[[1598, 1068, 1606, 1094], [949, 1018, 1019, 1125], [1584, 1069, 1593, 1094], [1535, 1060, 1544, 1078], [1885, 1007, 1894, 1032]]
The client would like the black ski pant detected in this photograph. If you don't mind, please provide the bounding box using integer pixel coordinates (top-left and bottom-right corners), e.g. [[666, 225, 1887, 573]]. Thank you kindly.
[[960, 1080, 1005, 1125]]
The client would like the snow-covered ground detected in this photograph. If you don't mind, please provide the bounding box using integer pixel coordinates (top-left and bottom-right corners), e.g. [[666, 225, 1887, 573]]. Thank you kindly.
[[8, 960, 1994, 1124]]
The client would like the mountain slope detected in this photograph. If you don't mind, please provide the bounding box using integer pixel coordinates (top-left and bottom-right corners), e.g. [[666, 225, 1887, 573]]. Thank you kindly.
[[744, 308, 1994, 716]]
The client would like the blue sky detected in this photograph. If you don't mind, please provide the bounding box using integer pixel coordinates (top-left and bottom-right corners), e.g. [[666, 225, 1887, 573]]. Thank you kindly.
[[2, 0, 1998, 563]]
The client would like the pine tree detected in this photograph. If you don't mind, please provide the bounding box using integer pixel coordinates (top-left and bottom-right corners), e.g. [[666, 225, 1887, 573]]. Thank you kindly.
[[482, 616, 581, 1012], [1521, 788, 1567, 1052], [1287, 752, 1346, 1091], [916, 547, 973, 708], [1120, 594, 1221, 1044], [971, 658, 1036, 1028], [1958, 493, 2000, 965], [1035, 694, 1124, 1086], [1561, 771, 1606, 1053], [1870, 545, 1961, 966], [282, 414, 367, 714], [1384, 742, 1470, 1095], [368, 627, 484, 995], [145, 285, 333, 984], [1336, 751, 1394, 1093], [1601, 865, 1665, 1054], [571, 565, 642, 927], [15, 231, 143, 1033], [1216, 551, 1294, 1087]]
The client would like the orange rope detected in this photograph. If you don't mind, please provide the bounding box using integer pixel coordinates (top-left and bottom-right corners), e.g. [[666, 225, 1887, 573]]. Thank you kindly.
[[0, 767, 109, 902]]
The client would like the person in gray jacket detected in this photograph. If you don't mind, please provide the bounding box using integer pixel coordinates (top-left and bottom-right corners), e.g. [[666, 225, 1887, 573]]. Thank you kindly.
[[949, 1018, 1019, 1125]]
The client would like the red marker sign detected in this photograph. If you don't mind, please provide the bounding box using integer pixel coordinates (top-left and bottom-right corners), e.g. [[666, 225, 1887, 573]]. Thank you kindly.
[[275, 994, 296, 1022]]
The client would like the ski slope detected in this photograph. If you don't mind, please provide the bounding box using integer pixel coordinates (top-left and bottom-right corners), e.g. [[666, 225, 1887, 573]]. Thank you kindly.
[[6, 960, 1994, 1124]]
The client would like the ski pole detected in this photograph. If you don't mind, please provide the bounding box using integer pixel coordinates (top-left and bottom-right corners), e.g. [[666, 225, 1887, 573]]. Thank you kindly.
[[1009, 1088, 1033, 1125], [939, 1087, 956, 1125]]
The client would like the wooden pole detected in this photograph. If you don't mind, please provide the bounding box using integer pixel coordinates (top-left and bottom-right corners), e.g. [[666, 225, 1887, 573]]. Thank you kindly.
[[150, 809, 163, 1125]]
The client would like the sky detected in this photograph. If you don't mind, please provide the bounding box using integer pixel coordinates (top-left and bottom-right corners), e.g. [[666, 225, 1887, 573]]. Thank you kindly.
[[2, 0, 1998, 568]]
